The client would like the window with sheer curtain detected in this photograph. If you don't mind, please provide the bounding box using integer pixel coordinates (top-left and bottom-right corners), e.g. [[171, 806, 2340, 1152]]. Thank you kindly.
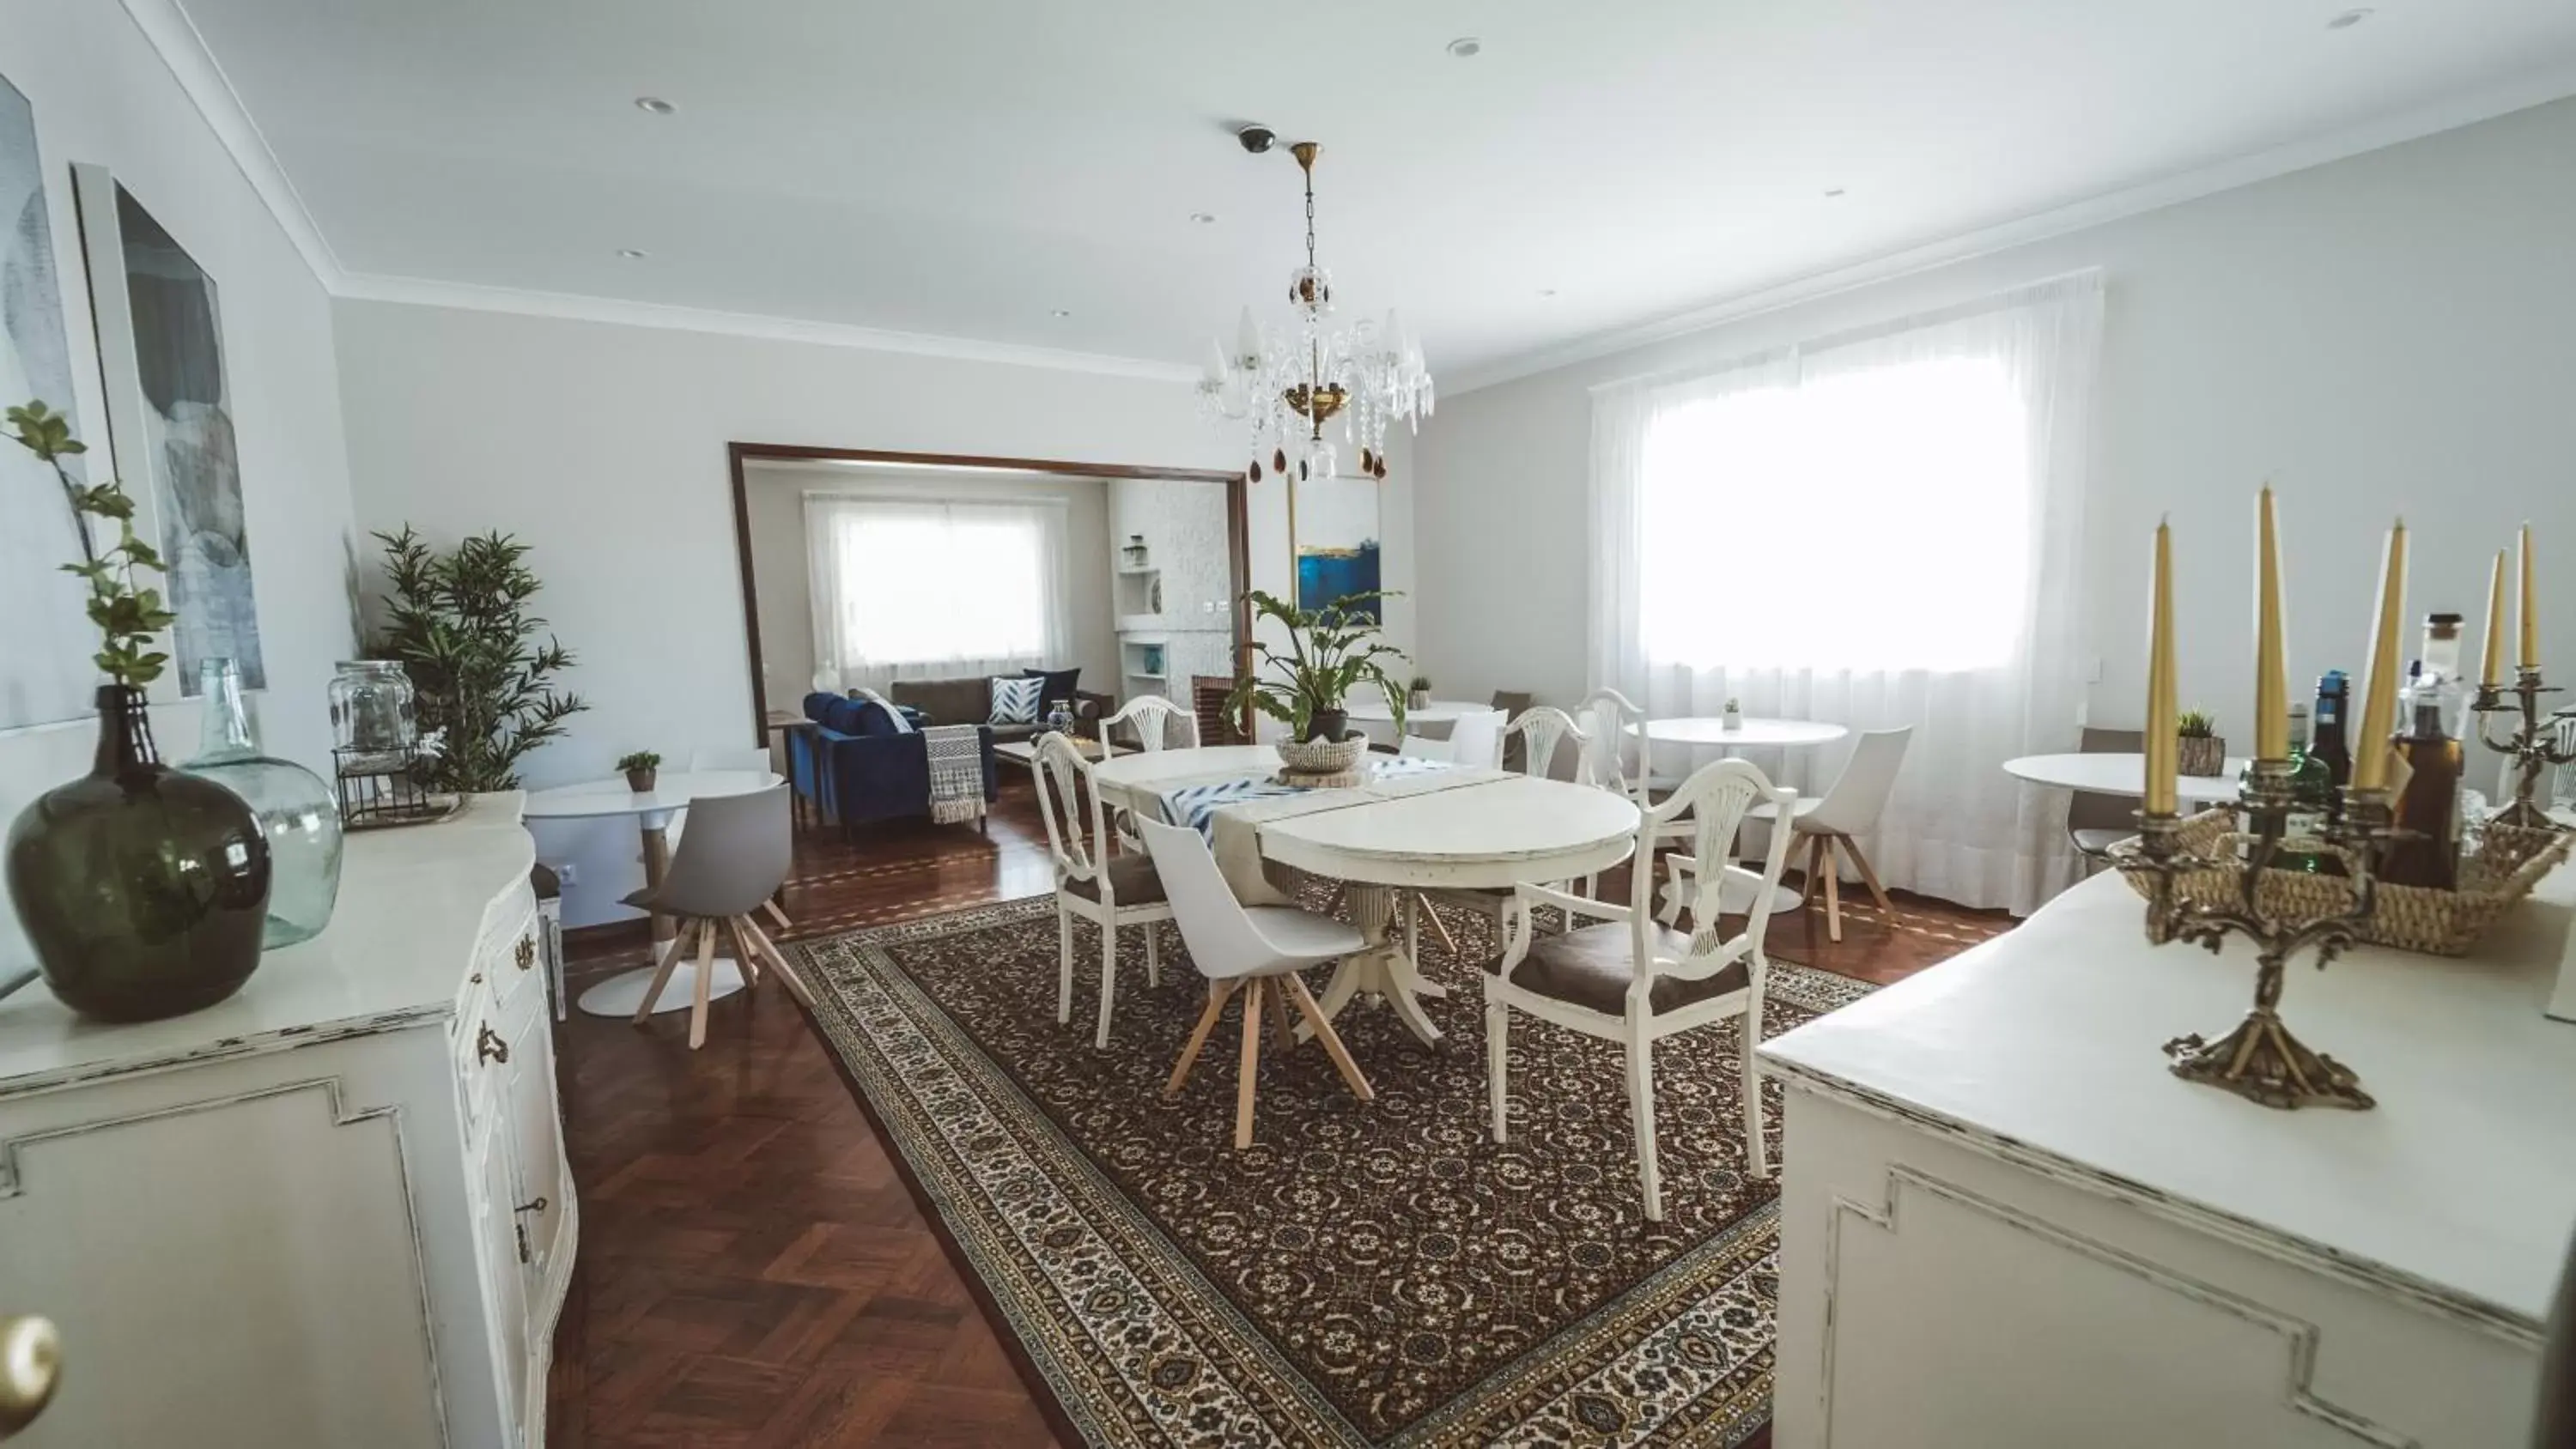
[[805, 494, 1071, 691], [1639, 357, 2031, 672]]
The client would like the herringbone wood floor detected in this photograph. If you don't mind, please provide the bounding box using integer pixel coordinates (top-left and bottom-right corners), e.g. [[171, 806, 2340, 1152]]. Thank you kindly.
[[549, 781, 2006, 1446]]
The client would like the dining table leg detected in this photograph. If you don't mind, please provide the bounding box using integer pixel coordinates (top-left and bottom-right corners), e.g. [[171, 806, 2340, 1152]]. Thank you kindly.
[[1304, 884, 1443, 1047], [638, 819, 676, 947]]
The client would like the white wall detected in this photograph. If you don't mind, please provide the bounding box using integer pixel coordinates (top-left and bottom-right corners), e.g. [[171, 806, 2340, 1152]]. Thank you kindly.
[[740, 461, 1121, 712], [334, 300, 1416, 925], [1, 0, 358, 977], [1416, 97, 2576, 761]]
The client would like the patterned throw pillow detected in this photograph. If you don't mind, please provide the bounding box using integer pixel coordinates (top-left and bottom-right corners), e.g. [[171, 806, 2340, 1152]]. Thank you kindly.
[[989, 675, 1043, 725]]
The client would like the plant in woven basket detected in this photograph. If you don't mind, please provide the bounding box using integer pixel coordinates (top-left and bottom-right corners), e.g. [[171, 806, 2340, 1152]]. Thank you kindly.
[[2176, 707, 2227, 776], [1230, 589, 1410, 742], [370, 526, 586, 792]]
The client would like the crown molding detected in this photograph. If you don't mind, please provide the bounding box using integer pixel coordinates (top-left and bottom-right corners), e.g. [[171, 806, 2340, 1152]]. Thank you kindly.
[[1447, 64, 2576, 397], [331, 272, 1203, 382], [122, 0, 345, 288]]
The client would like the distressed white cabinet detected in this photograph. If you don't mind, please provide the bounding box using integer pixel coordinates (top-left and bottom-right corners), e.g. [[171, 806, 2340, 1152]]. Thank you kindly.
[[1759, 866, 2576, 1449], [0, 793, 576, 1448]]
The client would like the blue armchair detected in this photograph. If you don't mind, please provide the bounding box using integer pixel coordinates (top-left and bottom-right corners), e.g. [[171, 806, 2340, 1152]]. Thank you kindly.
[[787, 692, 999, 834]]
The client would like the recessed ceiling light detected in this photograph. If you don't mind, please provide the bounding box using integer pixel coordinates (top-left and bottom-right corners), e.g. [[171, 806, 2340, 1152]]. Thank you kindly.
[[1823, 187, 1848, 198], [615, 247, 649, 259], [1446, 36, 1482, 58], [1537, 288, 1558, 298], [1190, 212, 1218, 225], [2326, 8, 2373, 27], [1050, 308, 1072, 318], [634, 96, 676, 115]]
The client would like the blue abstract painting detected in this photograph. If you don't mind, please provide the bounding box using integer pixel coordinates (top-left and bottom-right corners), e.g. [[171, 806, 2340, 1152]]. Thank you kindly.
[[1294, 472, 1381, 622]]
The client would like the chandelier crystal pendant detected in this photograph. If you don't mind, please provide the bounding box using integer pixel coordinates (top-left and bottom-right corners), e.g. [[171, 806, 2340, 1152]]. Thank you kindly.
[[1196, 141, 1431, 484]]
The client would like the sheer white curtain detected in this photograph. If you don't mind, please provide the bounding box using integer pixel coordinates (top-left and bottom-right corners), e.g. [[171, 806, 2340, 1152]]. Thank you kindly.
[[1590, 272, 2103, 913], [805, 494, 1072, 694]]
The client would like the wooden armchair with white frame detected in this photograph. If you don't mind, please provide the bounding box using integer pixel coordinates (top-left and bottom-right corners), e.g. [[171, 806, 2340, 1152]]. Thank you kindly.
[[1102, 694, 1197, 754], [1484, 756, 1799, 1222], [1030, 731, 1173, 1048]]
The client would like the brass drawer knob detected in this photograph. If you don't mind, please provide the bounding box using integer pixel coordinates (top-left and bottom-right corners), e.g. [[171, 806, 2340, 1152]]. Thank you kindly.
[[476, 1023, 509, 1066], [0, 1315, 60, 1434], [514, 936, 536, 971]]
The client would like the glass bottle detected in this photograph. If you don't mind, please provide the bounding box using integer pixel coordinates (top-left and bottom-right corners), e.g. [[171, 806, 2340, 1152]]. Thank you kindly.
[[2383, 615, 2468, 889], [2280, 705, 2343, 876], [2310, 670, 2353, 797], [186, 658, 345, 947], [329, 660, 416, 771]]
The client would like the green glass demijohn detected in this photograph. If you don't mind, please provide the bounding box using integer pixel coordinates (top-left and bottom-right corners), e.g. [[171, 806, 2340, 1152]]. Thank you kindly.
[[4, 684, 274, 1022], [182, 658, 344, 948]]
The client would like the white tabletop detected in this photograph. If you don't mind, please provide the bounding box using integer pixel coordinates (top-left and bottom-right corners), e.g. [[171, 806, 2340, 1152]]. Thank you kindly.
[[2002, 751, 2245, 805], [1346, 698, 1488, 724], [1760, 866, 2576, 1333], [1640, 717, 1850, 749], [1260, 774, 1642, 890], [521, 768, 781, 820], [1091, 745, 1279, 801]]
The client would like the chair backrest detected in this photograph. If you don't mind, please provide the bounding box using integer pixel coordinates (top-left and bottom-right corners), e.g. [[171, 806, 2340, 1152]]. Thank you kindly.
[[1190, 674, 1238, 745], [1805, 726, 1915, 835], [1502, 706, 1592, 782], [1136, 818, 1283, 981], [1398, 731, 1452, 762], [1443, 708, 1507, 771], [1103, 694, 1196, 753], [1490, 691, 1536, 770], [2068, 725, 2147, 833], [1578, 688, 1646, 800], [1637, 759, 1799, 985], [691, 745, 771, 773], [1029, 731, 1113, 893], [653, 784, 793, 918]]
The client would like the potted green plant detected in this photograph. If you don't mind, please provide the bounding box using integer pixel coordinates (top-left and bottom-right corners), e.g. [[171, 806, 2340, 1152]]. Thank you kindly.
[[617, 751, 662, 793], [2177, 708, 2227, 778], [1230, 589, 1410, 775], [1409, 675, 1432, 711], [1722, 696, 1744, 731], [3, 400, 273, 1022], [370, 527, 586, 792]]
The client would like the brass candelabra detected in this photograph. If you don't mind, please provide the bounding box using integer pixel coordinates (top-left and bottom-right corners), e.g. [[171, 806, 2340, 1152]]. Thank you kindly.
[[2114, 759, 2391, 1111], [2470, 665, 2574, 832]]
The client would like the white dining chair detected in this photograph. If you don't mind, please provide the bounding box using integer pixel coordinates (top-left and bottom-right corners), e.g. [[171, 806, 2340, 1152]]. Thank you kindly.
[[1385, 707, 1510, 956], [1485, 757, 1797, 1221], [1103, 694, 1197, 753], [1664, 725, 1912, 942], [666, 747, 793, 932], [1030, 731, 1174, 1047], [1416, 707, 1596, 944], [1137, 818, 1376, 1149], [1577, 688, 1649, 803], [625, 784, 812, 1049]]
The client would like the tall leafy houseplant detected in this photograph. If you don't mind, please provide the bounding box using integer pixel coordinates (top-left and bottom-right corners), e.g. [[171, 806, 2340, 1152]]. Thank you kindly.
[[1230, 589, 1410, 742], [371, 527, 586, 792]]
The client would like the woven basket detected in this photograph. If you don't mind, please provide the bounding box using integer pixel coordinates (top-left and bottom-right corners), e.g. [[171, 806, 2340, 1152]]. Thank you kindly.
[[1275, 734, 1366, 785], [2115, 809, 2573, 956], [2177, 735, 2227, 777]]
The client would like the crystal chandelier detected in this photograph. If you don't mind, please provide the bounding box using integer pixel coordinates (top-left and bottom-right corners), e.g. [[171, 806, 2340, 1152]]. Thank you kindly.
[[1196, 140, 1431, 483]]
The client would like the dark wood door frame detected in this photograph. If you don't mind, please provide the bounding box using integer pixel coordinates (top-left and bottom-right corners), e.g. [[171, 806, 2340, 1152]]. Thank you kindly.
[[726, 441, 1253, 742]]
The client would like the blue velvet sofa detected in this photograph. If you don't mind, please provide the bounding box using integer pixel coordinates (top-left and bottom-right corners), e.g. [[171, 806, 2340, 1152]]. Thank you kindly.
[[787, 692, 998, 834]]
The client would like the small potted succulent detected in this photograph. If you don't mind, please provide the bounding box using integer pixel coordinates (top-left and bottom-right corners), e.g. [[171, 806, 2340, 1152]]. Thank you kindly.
[[617, 750, 662, 793], [2176, 709, 2226, 777], [1721, 697, 1745, 731], [1409, 675, 1432, 711]]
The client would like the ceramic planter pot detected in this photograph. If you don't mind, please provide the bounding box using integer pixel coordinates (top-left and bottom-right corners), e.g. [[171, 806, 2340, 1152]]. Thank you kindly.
[[625, 767, 659, 793], [1305, 708, 1350, 744]]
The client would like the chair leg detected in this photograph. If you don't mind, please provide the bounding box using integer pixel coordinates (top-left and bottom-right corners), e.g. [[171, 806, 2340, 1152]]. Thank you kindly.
[[1626, 1024, 1662, 1222], [1235, 979, 1267, 1149], [1485, 991, 1510, 1143], [739, 918, 813, 1007], [726, 917, 761, 988], [1844, 834, 1897, 918], [1265, 973, 1297, 1052], [1056, 903, 1075, 1027], [1822, 838, 1844, 943], [1164, 979, 1236, 1097], [1096, 919, 1120, 1050], [762, 898, 793, 935], [1285, 974, 1373, 1103], [686, 919, 718, 1050], [1742, 998, 1771, 1179], [1144, 919, 1161, 988], [1801, 836, 1827, 941], [632, 921, 693, 1025], [1416, 894, 1460, 958]]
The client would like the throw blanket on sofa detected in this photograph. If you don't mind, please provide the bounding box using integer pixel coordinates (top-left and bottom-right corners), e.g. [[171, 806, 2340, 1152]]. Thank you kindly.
[[922, 724, 986, 825]]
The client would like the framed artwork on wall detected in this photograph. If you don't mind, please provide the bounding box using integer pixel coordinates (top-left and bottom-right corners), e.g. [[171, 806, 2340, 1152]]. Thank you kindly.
[[0, 70, 109, 731], [1291, 470, 1382, 623], [74, 162, 264, 695]]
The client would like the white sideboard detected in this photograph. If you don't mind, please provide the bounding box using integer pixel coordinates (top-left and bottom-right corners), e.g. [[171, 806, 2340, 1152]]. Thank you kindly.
[[0, 793, 574, 1448], [1759, 864, 2576, 1449]]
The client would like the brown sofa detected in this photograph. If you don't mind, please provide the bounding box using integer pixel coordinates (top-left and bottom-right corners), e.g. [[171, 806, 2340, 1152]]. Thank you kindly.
[[887, 675, 1112, 744]]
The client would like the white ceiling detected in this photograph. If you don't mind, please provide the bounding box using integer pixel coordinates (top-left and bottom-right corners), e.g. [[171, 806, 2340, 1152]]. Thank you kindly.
[[179, 0, 2576, 385]]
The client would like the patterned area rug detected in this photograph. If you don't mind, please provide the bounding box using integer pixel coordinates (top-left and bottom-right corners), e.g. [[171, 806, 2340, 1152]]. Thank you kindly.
[[793, 896, 1882, 1447]]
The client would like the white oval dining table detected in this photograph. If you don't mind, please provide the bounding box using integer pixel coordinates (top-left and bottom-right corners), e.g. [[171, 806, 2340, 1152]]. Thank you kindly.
[[1092, 746, 1642, 1046], [522, 768, 782, 1017], [1638, 716, 1850, 749], [2002, 752, 2245, 806], [1344, 698, 1488, 724]]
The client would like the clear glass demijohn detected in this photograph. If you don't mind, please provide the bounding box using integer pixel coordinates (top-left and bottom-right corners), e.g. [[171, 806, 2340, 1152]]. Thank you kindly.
[[184, 658, 346, 948]]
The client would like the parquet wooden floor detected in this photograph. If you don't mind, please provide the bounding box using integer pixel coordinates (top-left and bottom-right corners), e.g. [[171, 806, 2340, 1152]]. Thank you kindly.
[[549, 777, 2009, 1446]]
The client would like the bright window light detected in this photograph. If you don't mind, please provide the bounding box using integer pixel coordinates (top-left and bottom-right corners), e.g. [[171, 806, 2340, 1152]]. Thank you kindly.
[[1638, 356, 2030, 673], [817, 500, 1053, 669]]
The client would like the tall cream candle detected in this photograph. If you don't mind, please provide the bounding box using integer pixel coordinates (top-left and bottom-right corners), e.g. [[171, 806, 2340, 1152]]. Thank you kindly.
[[2519, 523, 2539, 670], [2352, 519, 2408, 792], [2145, 518, 2178, 815], [2482, 549, 2509, 688], [2254, 488, 2287, 759]]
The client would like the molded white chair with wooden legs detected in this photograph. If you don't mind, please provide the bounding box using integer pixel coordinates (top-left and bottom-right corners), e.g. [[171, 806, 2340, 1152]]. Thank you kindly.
[[1102, 694, 1197, 753], [1031, 731, 1174, 1048], [1485, 758, 1796, 1222], [673, 745, 797, 934], [1138, 819, 1376, 1149], [1724, 724, 1911, 942], [626, 784, 814, 1048]]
